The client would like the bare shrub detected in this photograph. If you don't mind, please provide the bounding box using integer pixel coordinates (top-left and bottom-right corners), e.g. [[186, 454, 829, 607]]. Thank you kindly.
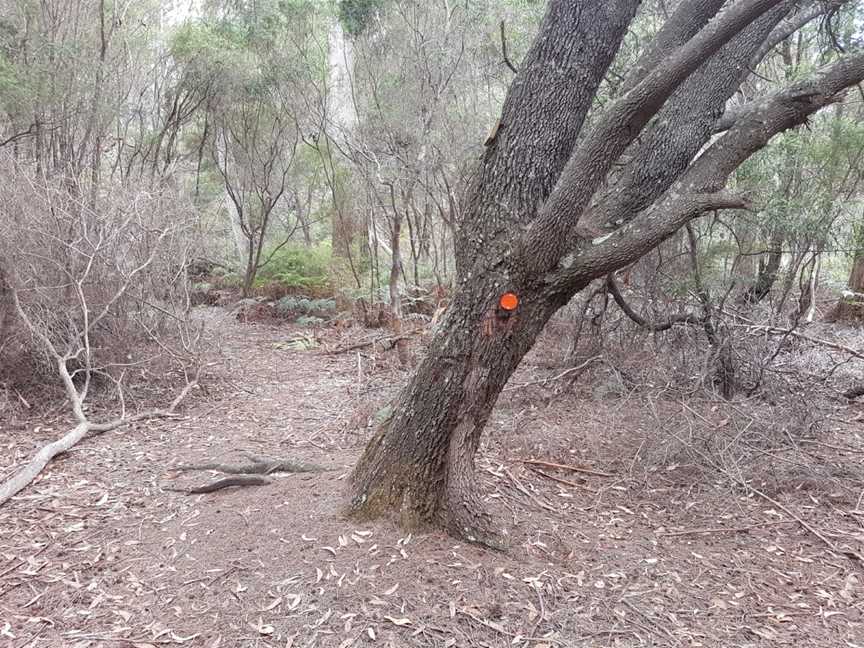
[[0, 161, 202, 408], [0, 161, 208, 503], [558, 274, 864, 503]]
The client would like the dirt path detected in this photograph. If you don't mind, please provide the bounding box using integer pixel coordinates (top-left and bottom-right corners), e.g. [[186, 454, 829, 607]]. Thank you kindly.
[[2, 311, 863, 647]]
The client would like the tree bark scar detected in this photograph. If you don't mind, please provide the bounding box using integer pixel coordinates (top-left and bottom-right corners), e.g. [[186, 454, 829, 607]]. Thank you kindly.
[[484, 119, 503, 147]]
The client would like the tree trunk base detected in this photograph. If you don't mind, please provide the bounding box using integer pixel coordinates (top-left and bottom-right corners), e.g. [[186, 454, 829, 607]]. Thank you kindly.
[[440, 420, 507, 550], [349, 418, 507, 550], [826, 297, 864, 325]]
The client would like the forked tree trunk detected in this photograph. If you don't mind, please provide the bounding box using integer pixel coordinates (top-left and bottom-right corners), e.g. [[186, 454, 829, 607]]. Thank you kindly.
[[349, 0, 864, 544], [350, 0, 640, 543]]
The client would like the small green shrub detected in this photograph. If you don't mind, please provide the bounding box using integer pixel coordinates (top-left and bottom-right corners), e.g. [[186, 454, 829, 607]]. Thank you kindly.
[[275, 295, 336, 320], [256, 243, 331, 291]]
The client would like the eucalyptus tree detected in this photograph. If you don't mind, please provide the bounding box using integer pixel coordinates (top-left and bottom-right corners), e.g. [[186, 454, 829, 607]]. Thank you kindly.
[[348, 0, 864, 546], [172, 0, 319, 295]]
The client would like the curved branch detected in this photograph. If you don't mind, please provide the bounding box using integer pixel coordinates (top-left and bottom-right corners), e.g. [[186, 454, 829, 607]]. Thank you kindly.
[[751, 0, 851, 67], [606, 274, 702, 331], [619, 0, 725, 94], [499, 21, 518, 74]]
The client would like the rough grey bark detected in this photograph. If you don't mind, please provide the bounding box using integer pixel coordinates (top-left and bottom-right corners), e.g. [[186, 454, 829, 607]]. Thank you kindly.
[[553, 52, 864, 294], [619, 0, 726, 94], [578, 4, 791, 236], [350, 1, 864, 545], [456, 0, 642, 275], [519, 0, 787, 275]]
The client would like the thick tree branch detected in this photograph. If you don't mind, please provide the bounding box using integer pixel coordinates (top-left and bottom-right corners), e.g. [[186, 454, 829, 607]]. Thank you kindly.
[[687, 52, 864, 185], [580, 4, 789, 237], [519, 0, 786, 276], [619, 0, 725, 94], [606, 274, 702, 331], [549, 52, 864, 293], [458, 0, 640, 273]]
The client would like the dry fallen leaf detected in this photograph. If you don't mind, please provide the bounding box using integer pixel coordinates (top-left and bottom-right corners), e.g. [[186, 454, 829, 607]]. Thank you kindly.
[[249, 617, 274, 635], [259, 596, 282, 612]]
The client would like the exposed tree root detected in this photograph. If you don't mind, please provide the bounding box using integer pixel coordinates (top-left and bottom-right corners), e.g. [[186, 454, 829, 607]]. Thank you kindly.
[[176, 451, 328, 475], [164, 475, 271, 494]]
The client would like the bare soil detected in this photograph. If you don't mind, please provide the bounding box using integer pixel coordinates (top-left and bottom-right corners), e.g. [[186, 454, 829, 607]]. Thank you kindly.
[[2, 309, 863, 647]]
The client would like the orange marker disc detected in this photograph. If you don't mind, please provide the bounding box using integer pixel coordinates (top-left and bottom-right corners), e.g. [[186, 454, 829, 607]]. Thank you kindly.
[[499, 292, 519, 311]]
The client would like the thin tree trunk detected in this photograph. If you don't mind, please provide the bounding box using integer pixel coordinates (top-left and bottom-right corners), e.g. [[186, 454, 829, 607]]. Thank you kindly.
[[243, 235, 257, 298], [742, 229, 783, 305], [806, 253, 820, 323], [388, 212, 410, 366]]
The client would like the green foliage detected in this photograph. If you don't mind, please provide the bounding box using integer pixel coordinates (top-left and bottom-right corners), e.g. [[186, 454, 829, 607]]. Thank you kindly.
[[275, 295, 336, 315], [169, 21, 252, 89], [338, 0, 384, 36], [0, 54, 23, 111], [257, 243, 332, 290]]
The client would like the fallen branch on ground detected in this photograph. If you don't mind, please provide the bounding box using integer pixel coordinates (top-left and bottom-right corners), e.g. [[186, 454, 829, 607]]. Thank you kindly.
[[527, 466, 597, 492], [0, 220, 203, 507], [327, 332, 417, 355], [727, 321, 864, 361], [503, 356, 602, 391], [0, 378, 197, 507], [650, 396, 864, 565], [659, 519, 795, 537]]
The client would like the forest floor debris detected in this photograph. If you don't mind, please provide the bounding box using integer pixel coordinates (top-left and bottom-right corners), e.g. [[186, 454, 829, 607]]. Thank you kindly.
[[2, 308, 863, 647]]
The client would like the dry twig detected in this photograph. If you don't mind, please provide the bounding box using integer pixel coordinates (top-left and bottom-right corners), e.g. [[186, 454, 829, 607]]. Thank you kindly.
[[521, 458, 614, 478]]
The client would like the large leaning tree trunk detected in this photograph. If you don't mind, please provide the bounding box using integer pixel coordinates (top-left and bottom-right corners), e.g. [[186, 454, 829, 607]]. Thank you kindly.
[[349, 0, 864, 546]]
